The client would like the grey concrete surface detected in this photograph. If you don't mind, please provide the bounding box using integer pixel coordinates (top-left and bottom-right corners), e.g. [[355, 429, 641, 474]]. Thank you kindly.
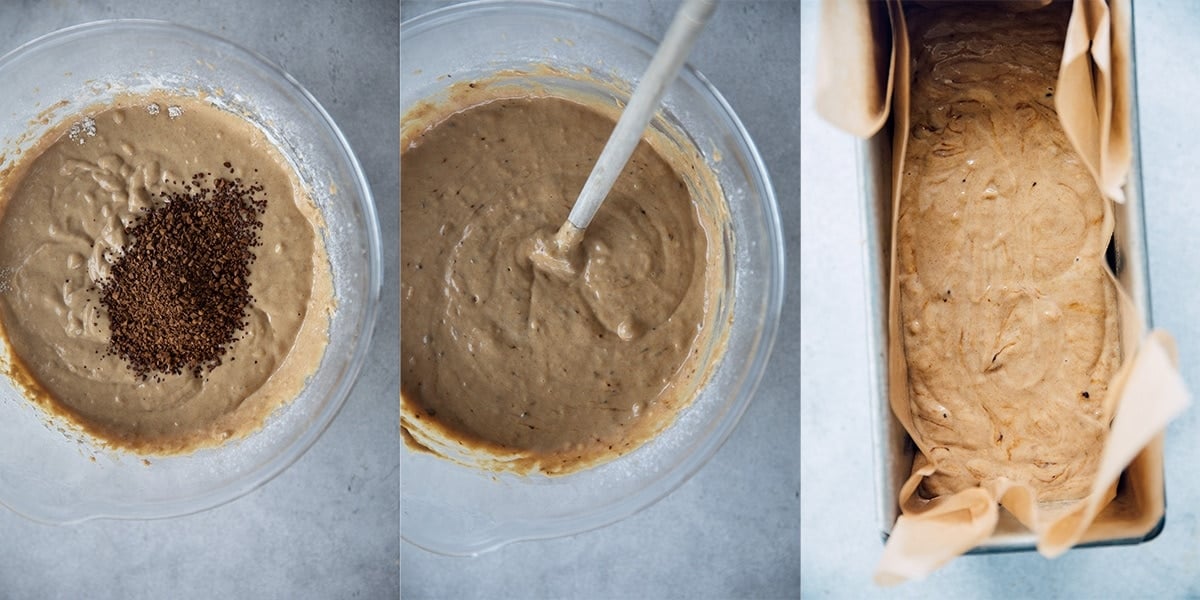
[[399, 1, 801, 598], [0, 2, 399, 599], [802, 0, 1200, 597]]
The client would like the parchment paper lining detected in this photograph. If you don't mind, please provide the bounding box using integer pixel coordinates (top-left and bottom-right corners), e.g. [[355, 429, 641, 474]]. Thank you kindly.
[[815, 0, 1189, 585]]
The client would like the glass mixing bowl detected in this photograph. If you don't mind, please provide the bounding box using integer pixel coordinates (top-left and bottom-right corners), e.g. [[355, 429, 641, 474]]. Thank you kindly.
[[0, 20, 382, 523], [401, 1, 785, 555]]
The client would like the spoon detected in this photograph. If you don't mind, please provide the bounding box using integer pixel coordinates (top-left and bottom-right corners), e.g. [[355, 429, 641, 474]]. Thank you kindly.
[[531, 0, 718, 277]]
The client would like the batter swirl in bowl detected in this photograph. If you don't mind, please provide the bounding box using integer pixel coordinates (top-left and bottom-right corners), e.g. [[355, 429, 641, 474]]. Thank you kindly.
[[401, 93, 725, 475]]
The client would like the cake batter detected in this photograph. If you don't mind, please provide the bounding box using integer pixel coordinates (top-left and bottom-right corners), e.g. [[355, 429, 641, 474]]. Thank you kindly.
[[0, 93, 333, 454], [899, 4, 1120, 502], [401, 95, 721, 475]]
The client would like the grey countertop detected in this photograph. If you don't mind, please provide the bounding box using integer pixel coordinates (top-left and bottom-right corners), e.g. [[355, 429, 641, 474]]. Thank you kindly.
[[0, 1, 399, 598], [802, 0, 1200, 597], [400, 1, 801, 599]]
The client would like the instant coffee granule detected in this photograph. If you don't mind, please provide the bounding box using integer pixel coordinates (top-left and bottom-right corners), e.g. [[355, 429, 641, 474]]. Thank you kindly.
[[98, 168, 267, 378]]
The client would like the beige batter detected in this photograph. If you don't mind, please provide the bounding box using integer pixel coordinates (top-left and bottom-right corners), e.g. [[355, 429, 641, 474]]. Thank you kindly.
[[401, 95, 719, 475], [0, 93, 332, 454], [899, 4, 1119, 503]]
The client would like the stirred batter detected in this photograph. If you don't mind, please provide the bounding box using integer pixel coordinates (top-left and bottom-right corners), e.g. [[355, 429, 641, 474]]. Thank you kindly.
[[401, 95, 721, 475]]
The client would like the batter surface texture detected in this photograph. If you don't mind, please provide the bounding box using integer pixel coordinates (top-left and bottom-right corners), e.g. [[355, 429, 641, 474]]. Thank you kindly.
[[0, 94, 332, 454], [401, 96, 718, 475], [899, 4, 1119, 502]]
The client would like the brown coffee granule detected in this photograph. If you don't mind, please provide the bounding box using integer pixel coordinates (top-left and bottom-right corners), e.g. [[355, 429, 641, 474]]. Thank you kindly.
[[98, 168, 267, 378]]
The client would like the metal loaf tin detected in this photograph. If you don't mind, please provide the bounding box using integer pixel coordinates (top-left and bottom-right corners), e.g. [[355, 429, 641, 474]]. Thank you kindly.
[[858, 6, 1163, 553]]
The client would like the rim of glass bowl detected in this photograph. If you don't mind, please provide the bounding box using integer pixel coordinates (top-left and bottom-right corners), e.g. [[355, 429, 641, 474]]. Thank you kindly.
[[0, 19, 383, 523], [400, 0, 786, 554]]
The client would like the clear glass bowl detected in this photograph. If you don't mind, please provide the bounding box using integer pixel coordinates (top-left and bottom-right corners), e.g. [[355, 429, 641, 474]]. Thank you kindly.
[[401, 1, 785, 555], [0, 20, 382, 523]]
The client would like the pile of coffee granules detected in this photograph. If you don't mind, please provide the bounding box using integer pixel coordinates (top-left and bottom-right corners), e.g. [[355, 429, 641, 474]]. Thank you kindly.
[[98, 167, 267, 379]]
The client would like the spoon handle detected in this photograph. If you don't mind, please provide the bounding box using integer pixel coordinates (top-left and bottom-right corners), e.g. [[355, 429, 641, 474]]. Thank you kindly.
[[566, 0, 718, 230]]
